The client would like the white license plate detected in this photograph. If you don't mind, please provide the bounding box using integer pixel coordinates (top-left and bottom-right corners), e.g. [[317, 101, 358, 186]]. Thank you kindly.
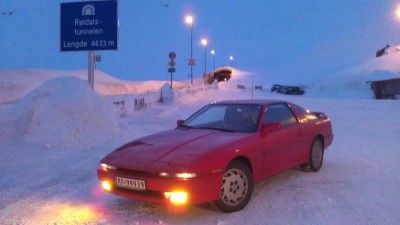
[[115, 177, 146, 190]]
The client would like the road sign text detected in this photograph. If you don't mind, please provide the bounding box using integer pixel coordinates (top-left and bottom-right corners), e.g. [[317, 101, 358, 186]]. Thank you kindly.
[[60, 1, 118, 51]]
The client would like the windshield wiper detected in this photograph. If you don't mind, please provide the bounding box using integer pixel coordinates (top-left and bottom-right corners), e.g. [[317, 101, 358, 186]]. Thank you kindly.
[[177, 124, 195, 130], [197, 127, 235, 132]]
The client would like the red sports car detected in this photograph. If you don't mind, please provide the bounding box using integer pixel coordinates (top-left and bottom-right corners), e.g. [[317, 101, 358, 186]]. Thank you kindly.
[[97, 100, 333, 212]]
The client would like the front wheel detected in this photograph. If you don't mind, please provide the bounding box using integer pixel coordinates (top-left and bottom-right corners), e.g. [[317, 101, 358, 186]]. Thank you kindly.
[[308, 137, 324, 172], [212, 161, 253, 213]]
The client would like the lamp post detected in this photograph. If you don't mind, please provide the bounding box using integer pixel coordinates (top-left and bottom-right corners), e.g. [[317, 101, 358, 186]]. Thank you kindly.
[[201, 38, 207, 75], [229, 56, 234, 69], [211, 50, 215, 75], [396, 5, 400, 19], [185, 16, 194, 84]]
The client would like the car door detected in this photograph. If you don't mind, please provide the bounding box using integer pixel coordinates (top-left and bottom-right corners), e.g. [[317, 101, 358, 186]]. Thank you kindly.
[[260, 103, 304, 177]]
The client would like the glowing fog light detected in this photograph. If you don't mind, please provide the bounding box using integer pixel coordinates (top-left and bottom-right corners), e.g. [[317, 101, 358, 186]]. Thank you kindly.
[[102, 181, 112, 191], [176, 173, 196, 179], [164, 192, 188, 205]]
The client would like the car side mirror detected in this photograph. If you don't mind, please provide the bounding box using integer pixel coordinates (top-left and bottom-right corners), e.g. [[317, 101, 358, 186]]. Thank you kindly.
[[261, 122, 281, 136], [177, 119, 185, 127]]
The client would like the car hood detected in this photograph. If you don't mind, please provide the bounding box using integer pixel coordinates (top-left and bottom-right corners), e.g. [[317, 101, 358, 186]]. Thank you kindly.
[[102, 128, 250, 171]]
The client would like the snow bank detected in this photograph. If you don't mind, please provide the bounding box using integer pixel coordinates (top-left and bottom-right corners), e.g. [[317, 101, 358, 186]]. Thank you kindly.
[[10, 76, 119, 150], [0, 69, 189, 103], [96, 80, 188, 96], [0, 69, 120, 103], [304, 52, 400, 99], [349, 51, 400, 75]]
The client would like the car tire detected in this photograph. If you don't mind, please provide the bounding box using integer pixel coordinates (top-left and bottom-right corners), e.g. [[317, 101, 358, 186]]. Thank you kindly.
[[308, 137, 324, 172], [212, 160, 253, 213]]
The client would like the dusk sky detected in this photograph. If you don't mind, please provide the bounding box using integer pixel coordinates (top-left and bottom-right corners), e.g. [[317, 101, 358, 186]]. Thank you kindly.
[[1, 0, 400, 81]]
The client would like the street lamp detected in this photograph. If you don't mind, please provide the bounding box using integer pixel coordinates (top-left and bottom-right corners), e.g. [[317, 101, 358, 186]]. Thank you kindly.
[[395, 5, 400, 20], [229, 56, 234, 69], [211, 50, 215, 75], [185, 15, 194, 84], [201, 38, 207, 75]]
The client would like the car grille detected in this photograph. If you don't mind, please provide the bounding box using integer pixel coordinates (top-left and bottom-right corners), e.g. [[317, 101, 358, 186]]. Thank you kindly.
[[116, 168, 158, 178], [114, 186, 163, 198]]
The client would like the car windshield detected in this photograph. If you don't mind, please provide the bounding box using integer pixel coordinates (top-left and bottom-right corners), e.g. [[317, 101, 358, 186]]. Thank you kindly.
[[181, 104, 262, 133]]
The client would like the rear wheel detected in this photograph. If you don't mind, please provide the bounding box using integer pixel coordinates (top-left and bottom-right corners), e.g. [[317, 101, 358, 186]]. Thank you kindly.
[[212, 161, 253, 213], [308, 137, 324, 172]]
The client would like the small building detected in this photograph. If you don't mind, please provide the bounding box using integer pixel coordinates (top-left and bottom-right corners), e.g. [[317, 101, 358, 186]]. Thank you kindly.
[[369, 78, 400, 99]]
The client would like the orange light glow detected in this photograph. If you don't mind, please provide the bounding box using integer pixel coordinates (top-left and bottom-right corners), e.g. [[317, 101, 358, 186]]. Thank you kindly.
[[102, 181, 112, 191], [32, 201, 104, 224], [56, 205, 98, 223], [164, 191, 188, 205]]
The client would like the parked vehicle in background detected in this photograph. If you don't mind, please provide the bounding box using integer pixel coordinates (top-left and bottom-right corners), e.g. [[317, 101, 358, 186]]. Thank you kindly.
[[270, 84, 282, 92], [271, 84, 305, 95]]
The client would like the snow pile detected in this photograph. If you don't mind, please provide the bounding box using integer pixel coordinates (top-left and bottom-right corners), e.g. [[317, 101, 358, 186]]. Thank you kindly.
[[304, 52, 400, 99], [0, 69, 118, 103], [96, 80, 188, 96], [336, 51, 400, 84], [10, 76, 119, 150], [352, 50, 400, 74], [384, 45, 400, 55], [0, 69, 190, 104], [159, 83, 174, 104], [306, 73, 376, 99]]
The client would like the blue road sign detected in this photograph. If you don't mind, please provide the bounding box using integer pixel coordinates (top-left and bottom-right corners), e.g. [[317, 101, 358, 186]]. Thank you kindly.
[[60, 1, 118, 51]]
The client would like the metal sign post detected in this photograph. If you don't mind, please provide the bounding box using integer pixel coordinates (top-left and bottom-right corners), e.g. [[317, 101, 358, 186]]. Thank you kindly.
[[88, 50, 95, 89], [168, 52, 176, 89], [170, 69, 173, 89]]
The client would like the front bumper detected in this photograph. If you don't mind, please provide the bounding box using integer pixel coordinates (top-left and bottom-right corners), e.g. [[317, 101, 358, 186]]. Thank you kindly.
[[97, 167, 222, 206]]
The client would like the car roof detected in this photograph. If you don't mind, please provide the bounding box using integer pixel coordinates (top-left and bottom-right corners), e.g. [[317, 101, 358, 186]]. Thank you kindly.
[[213, 99, 288, 106]]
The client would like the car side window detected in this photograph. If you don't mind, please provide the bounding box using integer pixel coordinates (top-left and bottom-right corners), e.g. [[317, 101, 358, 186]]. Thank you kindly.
[[264, 104, 298, 127]]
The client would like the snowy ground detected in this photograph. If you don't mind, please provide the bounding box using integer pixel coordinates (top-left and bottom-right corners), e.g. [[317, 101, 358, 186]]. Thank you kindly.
[[0, 69, 399, 225]]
